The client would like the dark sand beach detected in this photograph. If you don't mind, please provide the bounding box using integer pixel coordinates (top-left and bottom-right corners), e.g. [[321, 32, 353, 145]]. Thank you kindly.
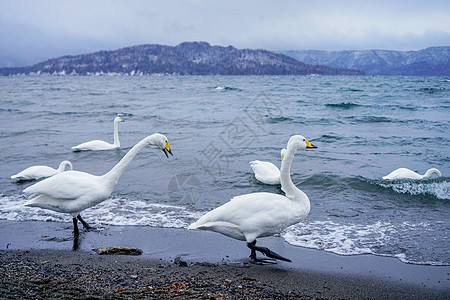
[[0, 220, 449, 299]]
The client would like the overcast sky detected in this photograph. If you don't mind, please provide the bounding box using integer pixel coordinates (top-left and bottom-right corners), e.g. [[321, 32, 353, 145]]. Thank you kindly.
[[1, 0, 449, 67]]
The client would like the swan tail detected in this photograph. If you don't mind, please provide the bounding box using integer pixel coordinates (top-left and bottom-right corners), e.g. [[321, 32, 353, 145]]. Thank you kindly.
[[23, 194, 65, 214], [188, 220, 212, 230], [23, 194, 49, 207]]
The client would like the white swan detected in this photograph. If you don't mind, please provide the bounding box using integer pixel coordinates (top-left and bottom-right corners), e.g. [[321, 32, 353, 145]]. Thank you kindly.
[[71, 116, 124, 151], [249, 148, 286, 185], [11, 161, 73, 181], [24, 133, 172, 236], [189, 135, 317, 262], [383, 168, 442, 180]]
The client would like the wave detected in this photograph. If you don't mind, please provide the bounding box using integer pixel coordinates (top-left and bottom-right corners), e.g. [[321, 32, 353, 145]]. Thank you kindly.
[[325, 102, 361, 109], [418, 87, 446, 94], [377, 178, 450, 200], [0, 194, 203, 229], [267, 116, 294, 123], [213, 86, 242, 92], [282, 220, 449, 266], [301, 174, 449, 200], [340, 87, 364, 92], [316, 134, 344, 142], [0, 128, 63, 139], [345, 115, 393, 123]]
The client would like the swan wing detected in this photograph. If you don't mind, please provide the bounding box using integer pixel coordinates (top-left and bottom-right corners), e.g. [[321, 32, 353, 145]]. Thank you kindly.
[[23, 171, 101, 200], [190, 192, 303, 241], [249, 161, 280, 184], [11, 166, 57, 180], [71, 140, 115, 151], [383, 168, 422, 180]]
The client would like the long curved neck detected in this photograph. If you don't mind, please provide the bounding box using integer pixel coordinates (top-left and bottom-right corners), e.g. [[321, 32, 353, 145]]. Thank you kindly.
[[113, 119, 120, 147], [102, 135, 156, 187], [423, 168, 441, 178], [58, 161, 73, 172], [280, 147, 308, 203]]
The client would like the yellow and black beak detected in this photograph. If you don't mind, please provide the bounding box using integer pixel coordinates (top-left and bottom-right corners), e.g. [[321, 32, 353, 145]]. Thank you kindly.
[[305, 139, 318, 149], [163, 141, 173, 158], [120, 118, 124, 122]]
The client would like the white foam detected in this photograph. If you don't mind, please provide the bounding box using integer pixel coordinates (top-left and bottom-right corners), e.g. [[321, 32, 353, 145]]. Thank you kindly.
[[281, 219, 447, 265], [0, 194, 203, 228], [379, 179, 450, 200]]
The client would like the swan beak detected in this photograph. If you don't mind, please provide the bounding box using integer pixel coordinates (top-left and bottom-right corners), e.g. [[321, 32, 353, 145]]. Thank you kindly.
[[163, 141, 173, 158], [120, 118, 124, 122], [305, 139, 318, 149]]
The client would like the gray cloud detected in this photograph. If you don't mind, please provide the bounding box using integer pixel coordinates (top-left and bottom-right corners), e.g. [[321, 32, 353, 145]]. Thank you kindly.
[[1, 0, 449, 67]]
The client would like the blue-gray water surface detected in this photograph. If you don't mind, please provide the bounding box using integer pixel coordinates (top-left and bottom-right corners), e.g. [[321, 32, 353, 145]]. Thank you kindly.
[[0, 75, 449, 265]]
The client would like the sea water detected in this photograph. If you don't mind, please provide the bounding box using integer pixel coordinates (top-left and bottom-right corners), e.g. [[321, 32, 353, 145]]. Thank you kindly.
[[0, 75, 449, 265]]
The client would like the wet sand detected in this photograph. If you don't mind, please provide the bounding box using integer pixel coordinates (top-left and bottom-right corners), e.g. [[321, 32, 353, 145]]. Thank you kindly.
[[1, 220, 449, 299]]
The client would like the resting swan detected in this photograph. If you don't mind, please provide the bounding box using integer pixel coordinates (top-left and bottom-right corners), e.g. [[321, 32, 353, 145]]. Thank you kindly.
[[24, 133, 172, 236], [189, 135, 317, 262], [249, 148, 286, 185], [71, 116, 124, 151], [383, 168, 442, 180], [11, 160, 73, 181]]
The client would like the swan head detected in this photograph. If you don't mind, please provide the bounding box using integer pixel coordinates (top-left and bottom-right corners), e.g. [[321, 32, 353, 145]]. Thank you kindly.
[[287, 135, 317, 151], [151, 133, 173, 158], [114, 116, 125, 123], [281, 148, 287, 160]]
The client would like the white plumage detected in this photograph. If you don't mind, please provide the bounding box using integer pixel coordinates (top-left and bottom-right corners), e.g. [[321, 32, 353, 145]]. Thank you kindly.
[[382, 168, 441, 180], [24, 133, 172, 236], [71, 116, 124, 151], [189, 135, 317, 262], [249, 148, 286, 185], [11, 160, 73, 181]]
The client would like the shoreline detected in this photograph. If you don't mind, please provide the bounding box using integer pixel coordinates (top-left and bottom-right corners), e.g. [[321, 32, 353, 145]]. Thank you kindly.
[[1, 220, 449, 299]]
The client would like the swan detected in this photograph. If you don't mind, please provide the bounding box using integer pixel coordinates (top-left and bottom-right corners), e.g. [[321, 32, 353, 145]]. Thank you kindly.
[[71, 116, 124, 151], [249, 148, 286, 185], [23, 133, 173, 236], [382, 167, 442, 180], [11, 161, 73, 181], [189, 135, 317, 263]]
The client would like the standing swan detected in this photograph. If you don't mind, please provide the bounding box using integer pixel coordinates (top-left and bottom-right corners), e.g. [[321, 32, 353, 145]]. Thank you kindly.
[[24, 133, 173, 236], [189, 135, 317, 262], [249, 148, 286, 185], [71, 116, 124, 151], [383, 167, 442, 180], [11, 161, 73, 181]]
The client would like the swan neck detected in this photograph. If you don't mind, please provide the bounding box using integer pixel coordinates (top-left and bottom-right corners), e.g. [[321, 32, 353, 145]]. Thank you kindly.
[[113, 119, 120, 147], [424, 168, 441, 178], [280, 147, 307, 203], [103, 135, 156, 186], [57, 161, 72, 172]]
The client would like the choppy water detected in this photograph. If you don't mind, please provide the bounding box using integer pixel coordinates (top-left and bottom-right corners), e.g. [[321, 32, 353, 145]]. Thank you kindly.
[[0, 75, 449, 265]]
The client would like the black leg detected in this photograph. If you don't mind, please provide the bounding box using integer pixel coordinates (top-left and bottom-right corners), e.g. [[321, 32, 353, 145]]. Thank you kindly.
[[73, 217, 79, 236], [72, 235, 79, 251], [247, 240, 292, 263], [77, 214, 91, 230], [248, 240, 257, 261]]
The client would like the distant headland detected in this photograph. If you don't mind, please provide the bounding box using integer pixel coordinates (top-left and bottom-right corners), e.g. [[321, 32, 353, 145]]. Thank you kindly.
[[0, 42, 448, 76], [0, 42, 363, 76]]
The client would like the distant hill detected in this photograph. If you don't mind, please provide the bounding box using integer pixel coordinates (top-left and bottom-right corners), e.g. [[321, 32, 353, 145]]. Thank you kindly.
[[0, 42, 364, 76], [280, 47, 450, 76]]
